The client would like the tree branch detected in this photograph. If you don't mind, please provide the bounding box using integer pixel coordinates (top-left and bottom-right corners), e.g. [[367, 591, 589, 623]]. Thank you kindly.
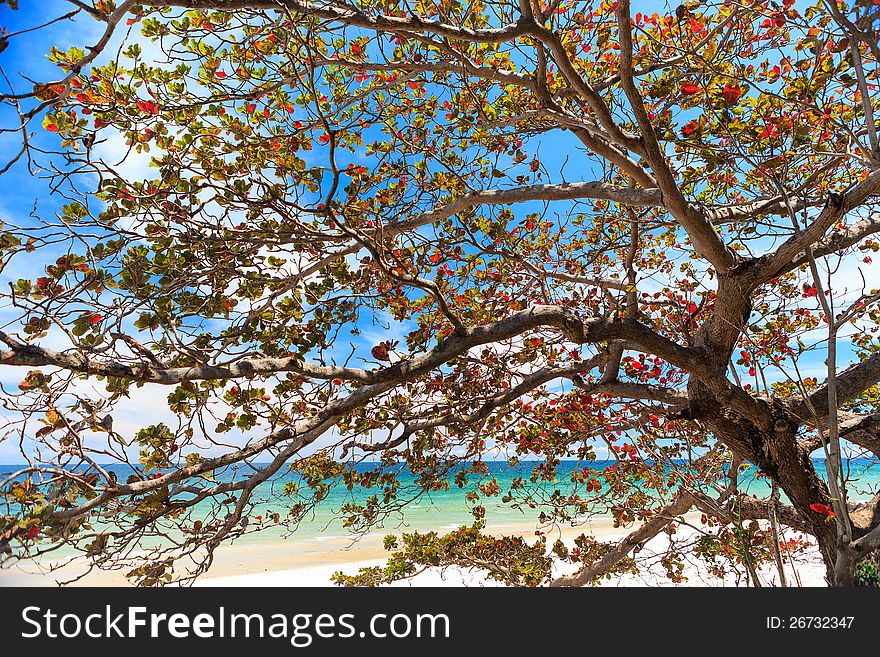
[[616, 0, 736, 274], [0, 305, 709, 386], [750, 169, 880, 284]]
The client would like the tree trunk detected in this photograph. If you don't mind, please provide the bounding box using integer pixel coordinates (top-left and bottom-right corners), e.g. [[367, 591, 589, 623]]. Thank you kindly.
[[691, 387, 841, 580]]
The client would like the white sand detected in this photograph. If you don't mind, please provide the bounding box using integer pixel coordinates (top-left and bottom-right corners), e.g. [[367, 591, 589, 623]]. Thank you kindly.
[[0, 517, 829, 587], [194, 525, 829, 588]]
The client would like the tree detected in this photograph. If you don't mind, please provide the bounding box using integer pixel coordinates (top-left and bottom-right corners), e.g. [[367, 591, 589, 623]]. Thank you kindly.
[[1, 0, 879, 587]]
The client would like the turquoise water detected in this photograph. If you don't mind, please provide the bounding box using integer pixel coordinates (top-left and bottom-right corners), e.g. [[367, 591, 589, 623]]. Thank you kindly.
[[2, 459, 878, 549]]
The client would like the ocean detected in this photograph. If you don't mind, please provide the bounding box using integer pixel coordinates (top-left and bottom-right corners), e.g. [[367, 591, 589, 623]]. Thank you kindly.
[[2, 459, 878, 551]]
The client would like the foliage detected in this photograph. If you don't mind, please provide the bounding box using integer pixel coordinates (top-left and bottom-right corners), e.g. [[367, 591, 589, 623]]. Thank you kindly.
[[856, 549, 880, 587], [0, 0, 879, 586]]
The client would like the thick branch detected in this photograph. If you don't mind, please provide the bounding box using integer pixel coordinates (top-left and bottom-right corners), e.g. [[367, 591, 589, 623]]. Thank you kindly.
[[790, 352, 880, 422], [801, 412, 880, 458], [549, 491, 695, 587], [0, 305, 708, 385], [144, 0, 534, 44], [616, 0, 736, 274], [751, 169, 880, 284], [799, 211, 880, 263]]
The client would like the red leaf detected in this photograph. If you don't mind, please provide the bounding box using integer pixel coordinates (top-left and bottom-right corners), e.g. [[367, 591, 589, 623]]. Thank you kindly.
[[136, 100, 159, 115], [721, 85, 742, 104], [760, 124, 779, 139], [680, 84, 700, 95]]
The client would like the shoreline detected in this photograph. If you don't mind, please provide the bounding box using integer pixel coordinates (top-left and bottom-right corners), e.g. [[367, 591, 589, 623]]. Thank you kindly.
[[0, 512, 830, 587], [0, 515, 647, 587]]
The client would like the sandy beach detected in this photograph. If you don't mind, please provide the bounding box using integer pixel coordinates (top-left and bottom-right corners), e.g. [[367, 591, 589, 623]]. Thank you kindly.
[[0, 513, 829, 587], [0, 516, 620, 587]]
